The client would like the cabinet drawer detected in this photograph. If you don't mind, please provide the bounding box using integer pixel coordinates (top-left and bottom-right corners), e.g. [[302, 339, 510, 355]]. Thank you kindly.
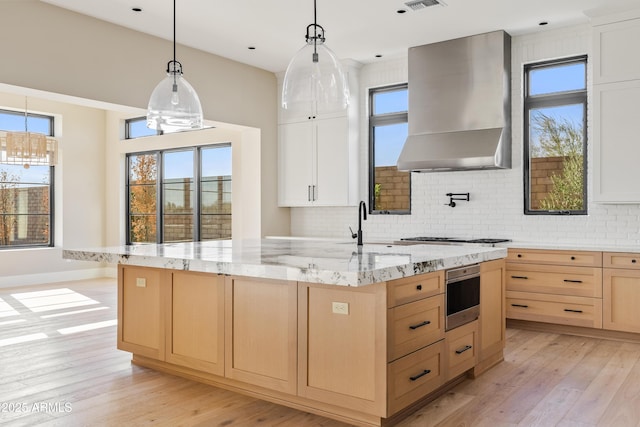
[[387, 340, 444, 416], [445, 320, 478, 381], [507, 249, 602, 267], [506, 263, 602, 298], [506, 291, 602, 329], [603, 252, 640, 270], [387, 271, 444, 308], [388, 294, 445, 361]]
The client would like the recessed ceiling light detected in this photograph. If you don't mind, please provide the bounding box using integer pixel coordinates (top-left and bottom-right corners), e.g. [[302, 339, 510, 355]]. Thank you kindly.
[[539, 21, 548, 26], [397, 9, 407, 14], [131, 7, 142, 12]]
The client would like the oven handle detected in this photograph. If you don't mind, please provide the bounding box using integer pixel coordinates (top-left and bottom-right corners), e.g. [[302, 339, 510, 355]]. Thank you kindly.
[[446, 273, 480, 284]]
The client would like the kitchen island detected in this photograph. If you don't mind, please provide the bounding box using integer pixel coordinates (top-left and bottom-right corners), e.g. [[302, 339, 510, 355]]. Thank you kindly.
[[63, 239, 507, 426]]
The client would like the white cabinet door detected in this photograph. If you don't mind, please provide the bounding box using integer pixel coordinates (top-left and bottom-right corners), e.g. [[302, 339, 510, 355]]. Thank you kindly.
[[315, 116, 350, 206], [593, 18, 640, 85], [278, 121, 315, 206], [592, 80, 640, 203]]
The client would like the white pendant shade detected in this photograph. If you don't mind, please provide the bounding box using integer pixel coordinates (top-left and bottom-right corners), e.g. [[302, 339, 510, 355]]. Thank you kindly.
[[147, 71, 203, 133], [282, 39, 350, 115]]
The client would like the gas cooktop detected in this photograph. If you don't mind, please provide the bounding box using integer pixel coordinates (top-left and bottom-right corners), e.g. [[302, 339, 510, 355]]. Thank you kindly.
[[400, 237, 511, 244]]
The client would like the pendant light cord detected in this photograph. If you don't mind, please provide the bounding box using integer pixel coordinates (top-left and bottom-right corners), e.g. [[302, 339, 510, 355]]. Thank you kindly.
[[173, 0, 176, 65], [312, 0, 318, 60]]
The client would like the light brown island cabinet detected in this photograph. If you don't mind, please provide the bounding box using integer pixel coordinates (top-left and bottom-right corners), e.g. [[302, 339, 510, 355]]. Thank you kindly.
[[603, 252, 640, 333], [117, 262, 505, 427], [166, 271, 225, 376], [118, 265, 170, 360], [475, 259, 506, 375]]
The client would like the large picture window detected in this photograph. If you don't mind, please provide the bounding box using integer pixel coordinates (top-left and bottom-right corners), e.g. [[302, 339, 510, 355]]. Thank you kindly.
[[0, 109, 54, 249], [369, 84, 410, 214], [524, 56, 587, 215], [126, 144, 231, 244]]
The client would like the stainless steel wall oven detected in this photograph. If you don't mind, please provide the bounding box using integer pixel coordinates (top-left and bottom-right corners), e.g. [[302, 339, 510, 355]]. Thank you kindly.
[[445, 264, 480, 331]]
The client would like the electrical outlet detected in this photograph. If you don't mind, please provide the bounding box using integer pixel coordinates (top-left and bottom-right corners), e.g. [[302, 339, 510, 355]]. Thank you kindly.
[[332, 302, 349, 315], [135, 277, 146, 288]]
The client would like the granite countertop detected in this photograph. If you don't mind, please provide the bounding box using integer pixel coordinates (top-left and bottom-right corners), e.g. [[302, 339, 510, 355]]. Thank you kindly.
[[62, 239, 506, 286]]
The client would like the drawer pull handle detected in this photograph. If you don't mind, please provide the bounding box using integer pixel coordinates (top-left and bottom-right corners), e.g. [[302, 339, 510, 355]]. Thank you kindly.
[[455, 345, 473, 355], [564, 309, 583, 313], [511, 275, 528, 280], [632, 259, 637, 264], [511, 304, 529, 308], [416, 284, 422, 291], [409, 320, 431, 330], [563, 279, 583, 283], [570, 256, 576, 260], [517, 254, 522, 258], [409, 369, 431, 381]]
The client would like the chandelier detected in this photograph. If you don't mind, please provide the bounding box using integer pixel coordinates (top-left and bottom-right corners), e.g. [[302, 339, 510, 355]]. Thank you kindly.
[[0, 98, 58, 168]]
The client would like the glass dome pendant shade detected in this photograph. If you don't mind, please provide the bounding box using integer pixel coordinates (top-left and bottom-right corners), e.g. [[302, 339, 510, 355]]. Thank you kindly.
[[282, 5, 349, 115], [147, 0, 203, 132], [147, 60, 203, 132]]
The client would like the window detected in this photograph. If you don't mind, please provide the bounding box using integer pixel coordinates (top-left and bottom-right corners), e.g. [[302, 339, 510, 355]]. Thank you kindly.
[[126, 144, 231, 244], [0, 109, 55, 249], [125, 117, 161, 139], [369, 84, 410, 214], [524, 56, 587, 215]]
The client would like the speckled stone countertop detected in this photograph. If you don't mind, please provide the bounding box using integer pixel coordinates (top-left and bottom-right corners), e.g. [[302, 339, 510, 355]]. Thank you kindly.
[[62, 239, 507, 287]]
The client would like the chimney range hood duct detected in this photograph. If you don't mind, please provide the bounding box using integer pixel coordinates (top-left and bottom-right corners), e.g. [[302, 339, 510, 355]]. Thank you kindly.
[[397, 30, 512, 172]]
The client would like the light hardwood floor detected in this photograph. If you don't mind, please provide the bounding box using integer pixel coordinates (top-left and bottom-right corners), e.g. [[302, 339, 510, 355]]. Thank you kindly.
[[1, 278, 639, 426]]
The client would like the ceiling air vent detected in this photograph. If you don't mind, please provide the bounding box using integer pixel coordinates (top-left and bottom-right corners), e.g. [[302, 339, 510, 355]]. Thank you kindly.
[[404, 0, 446, 10]]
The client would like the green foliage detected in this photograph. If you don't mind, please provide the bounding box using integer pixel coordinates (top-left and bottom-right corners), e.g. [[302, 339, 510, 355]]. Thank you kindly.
[[0, 170, 19, 245], [531, 112, 585, 211]]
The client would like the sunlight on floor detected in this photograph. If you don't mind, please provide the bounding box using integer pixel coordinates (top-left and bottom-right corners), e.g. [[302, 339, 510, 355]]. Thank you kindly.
[[0, 332, 48, 347], [11, 288, 100, 312], [58, 319, 117, 335], [41, 306, 108, 319]]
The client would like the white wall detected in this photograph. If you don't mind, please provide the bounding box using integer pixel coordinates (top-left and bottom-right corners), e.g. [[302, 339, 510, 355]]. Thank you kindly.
[[291, 24, 640, 247]]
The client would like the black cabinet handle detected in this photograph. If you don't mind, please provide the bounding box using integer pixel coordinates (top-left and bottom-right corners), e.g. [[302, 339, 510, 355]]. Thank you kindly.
[[409, 369, 431, 381], [416, 284, 422, 291], [409, 320, 431, 330], [632, 259, 637, 264], [455, 345, 473, 355], [563, 279, 583, 283], [564, 309, 583, 313], [517, 254, 522, 258], [570, 256, 576, 260], [511, 275, 528, 280], [511, 304, 529, 308]]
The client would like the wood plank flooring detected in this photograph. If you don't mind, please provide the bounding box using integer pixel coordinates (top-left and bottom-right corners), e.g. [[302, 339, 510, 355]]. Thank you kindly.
[[1, 278, 639, 426]]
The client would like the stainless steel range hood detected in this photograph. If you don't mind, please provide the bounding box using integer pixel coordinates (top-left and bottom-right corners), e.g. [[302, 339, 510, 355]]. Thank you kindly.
[[397, 30, 512, 172]]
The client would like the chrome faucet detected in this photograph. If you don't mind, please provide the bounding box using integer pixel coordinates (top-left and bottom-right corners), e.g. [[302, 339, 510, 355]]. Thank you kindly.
[[349, 201, 367, 246]]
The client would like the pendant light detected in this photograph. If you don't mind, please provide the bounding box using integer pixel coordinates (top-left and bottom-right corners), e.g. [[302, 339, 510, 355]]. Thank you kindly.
[[147, 0, 203, 132], [281, 0, 349, 115], [0, 97, 58, 168]]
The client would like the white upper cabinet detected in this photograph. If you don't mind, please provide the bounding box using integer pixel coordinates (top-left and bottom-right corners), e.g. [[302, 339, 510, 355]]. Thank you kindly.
[[277, 62, 360, 207], [592, 11, 640, 203], [593, 17, 640, 84]]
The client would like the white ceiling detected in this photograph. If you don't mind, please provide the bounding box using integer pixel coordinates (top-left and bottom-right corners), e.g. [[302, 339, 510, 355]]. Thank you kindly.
[[41, 0, 639, 73]]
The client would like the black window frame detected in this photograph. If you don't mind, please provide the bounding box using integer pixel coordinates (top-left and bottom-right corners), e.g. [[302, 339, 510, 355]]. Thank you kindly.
[[125, 144, 232, 244], [368, 83, 411, 215], [125, 116, 162, 139], [523, 55, 588, 216], [0, 109, 55, 250]]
